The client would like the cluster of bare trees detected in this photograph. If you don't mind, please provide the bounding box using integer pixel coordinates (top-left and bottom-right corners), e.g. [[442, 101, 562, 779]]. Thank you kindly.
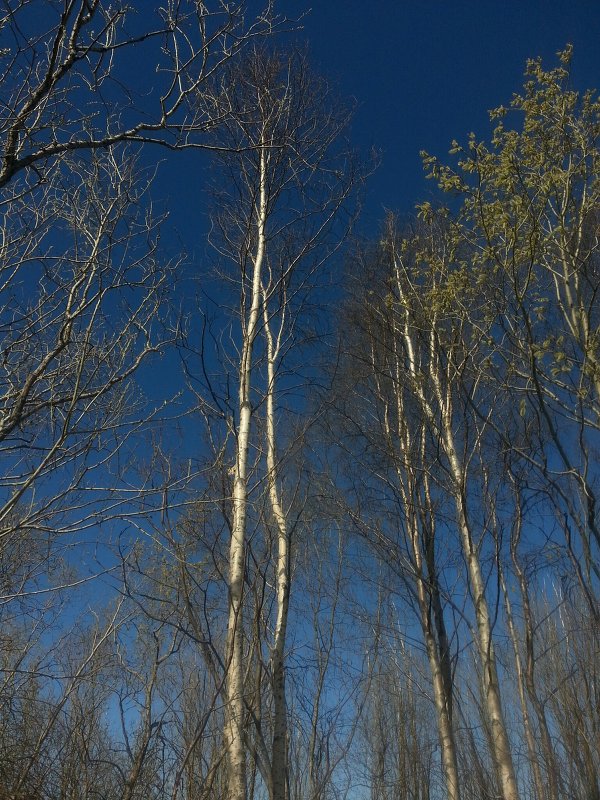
[[1, 4, 599, 798], [333, 46, 600, 800]]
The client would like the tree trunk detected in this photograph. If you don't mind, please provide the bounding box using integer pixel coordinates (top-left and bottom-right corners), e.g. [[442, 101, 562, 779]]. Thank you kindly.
[[224, 144, 268, 800], [501, 568, 545, 800], [391, 241, 519, 800], [444, 432, 519, 800], [410, 514, 461, 800], [263, 295, 290, 800]]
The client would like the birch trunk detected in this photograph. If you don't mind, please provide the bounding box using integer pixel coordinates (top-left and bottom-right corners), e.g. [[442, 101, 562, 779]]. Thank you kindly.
[[501, 569, 545, 800], [389, 242, 519, 800], [511, 539, 561, 800], [224, 144, 268, 800], [384, 352, 461, 800], [262, 294, 290, 800], [442, 429, 519, 800], [367, 313, 461, 800], [409, 513, 461, 800], [213, 48, 357, 798]]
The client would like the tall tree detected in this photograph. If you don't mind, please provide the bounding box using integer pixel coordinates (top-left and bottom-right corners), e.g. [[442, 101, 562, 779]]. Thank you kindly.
[[192, 46, 359, 800], [0, 0, 288, 617], [0, 4, 289, 796], [337, 222, 462, 800], [422, 45, 600, 603], [338, 211, 519, 800]]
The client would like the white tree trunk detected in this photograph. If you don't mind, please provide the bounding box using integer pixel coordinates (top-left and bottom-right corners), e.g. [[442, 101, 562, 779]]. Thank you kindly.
[[501, 569, 545, 800], [442, 429, 519, 800], [224, 145, 268, 800], [382, 341, 461, 800], [263, 297, 290, 800], [391, 248, 518, 800], [409, 513, 462, 800]]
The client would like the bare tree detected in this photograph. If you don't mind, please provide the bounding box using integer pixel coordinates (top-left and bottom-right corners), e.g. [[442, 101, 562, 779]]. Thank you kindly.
[[192, 46, 359, 800], [342, 231, 461, 800], [337, 212, 519, 800], [0, 1, 287, 189], [0, 5, 291, 794]]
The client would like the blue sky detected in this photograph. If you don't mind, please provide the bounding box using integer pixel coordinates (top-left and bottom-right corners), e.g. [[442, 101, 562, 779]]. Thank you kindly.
[[161, 2, 600, 242], [290, 2, 600, 230], [149, 0, 600, 416]]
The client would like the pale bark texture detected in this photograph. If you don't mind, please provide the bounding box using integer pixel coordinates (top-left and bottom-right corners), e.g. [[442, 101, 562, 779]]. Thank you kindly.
[[224, 145, 268, 800], [207, 47, 358, 799], [263, 295, 291, 800], [441, 436, 519, 800], [508, 493, 560, 800], [410, 513, 461, 800], [500, 569, 546, 800], [384, 225, 519, 800], [373, 345, 461, 800]]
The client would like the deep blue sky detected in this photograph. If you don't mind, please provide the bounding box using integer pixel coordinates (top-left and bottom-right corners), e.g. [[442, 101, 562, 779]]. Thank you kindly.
[[145, 1, 600, 407], [156, 2, 600, 261], [162, 2, 600, 243], [289, 1, 600, 231]]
